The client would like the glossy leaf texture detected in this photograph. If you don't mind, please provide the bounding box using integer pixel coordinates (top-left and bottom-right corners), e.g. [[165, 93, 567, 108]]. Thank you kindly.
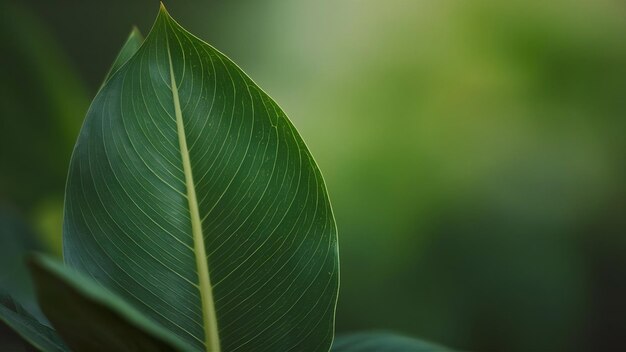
[[63, 5, 338, 352], [332, 332, 453, 352], [29, 255, 194, 352]]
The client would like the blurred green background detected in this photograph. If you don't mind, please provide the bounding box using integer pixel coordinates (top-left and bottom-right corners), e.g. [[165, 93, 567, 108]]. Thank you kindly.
[[1, 0, 625, 351]]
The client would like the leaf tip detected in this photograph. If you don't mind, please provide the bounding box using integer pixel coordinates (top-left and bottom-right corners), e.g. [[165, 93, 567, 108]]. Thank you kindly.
[[129, 25, 142, 38], [127, 25, 144, 44], [156, 2, 174, 25], [159, 2, 169, 15]]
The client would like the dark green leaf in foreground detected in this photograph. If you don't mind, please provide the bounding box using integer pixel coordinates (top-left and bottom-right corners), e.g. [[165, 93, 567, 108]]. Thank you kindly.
[[63, 5, 338, 352], [29, 255, 195, 351], [332, 332, 452, 352], [0, 294, 68, 352]]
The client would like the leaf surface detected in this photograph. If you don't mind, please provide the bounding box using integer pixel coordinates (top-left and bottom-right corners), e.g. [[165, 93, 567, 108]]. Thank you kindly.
[[29, 255, 195, 352], [63, 5, 338, 352]]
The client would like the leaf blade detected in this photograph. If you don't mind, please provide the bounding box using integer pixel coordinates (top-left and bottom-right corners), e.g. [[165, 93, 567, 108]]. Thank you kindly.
[[64, 6, 339, 352]]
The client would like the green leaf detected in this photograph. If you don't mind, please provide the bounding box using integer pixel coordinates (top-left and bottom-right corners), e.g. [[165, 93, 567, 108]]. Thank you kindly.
[[63, 5, 339, 352], [102, 27, 144, 85], [0, 294, 68, 352], [29, 255, 196, 351], [332, 332, 452, 352]]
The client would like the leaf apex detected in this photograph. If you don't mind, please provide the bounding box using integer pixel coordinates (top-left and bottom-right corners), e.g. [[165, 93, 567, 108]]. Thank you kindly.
[[129, 25, 142, 39], [155, 2, 174, 26], [159, 2, 169, 15]]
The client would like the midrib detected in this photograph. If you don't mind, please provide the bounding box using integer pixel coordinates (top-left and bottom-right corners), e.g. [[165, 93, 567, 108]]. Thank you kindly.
[[166, 37, 221, 352]]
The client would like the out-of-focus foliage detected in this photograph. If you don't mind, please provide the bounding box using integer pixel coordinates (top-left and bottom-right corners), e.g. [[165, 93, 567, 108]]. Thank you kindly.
[[332, 332, 451, 352], [253, 2, 626, 351], [3, 0, 626, 351], [0, 294, 67, 352], [0, 209, 41, 316], [0, 1, 89, 256], [0, 2, 88, 207]]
